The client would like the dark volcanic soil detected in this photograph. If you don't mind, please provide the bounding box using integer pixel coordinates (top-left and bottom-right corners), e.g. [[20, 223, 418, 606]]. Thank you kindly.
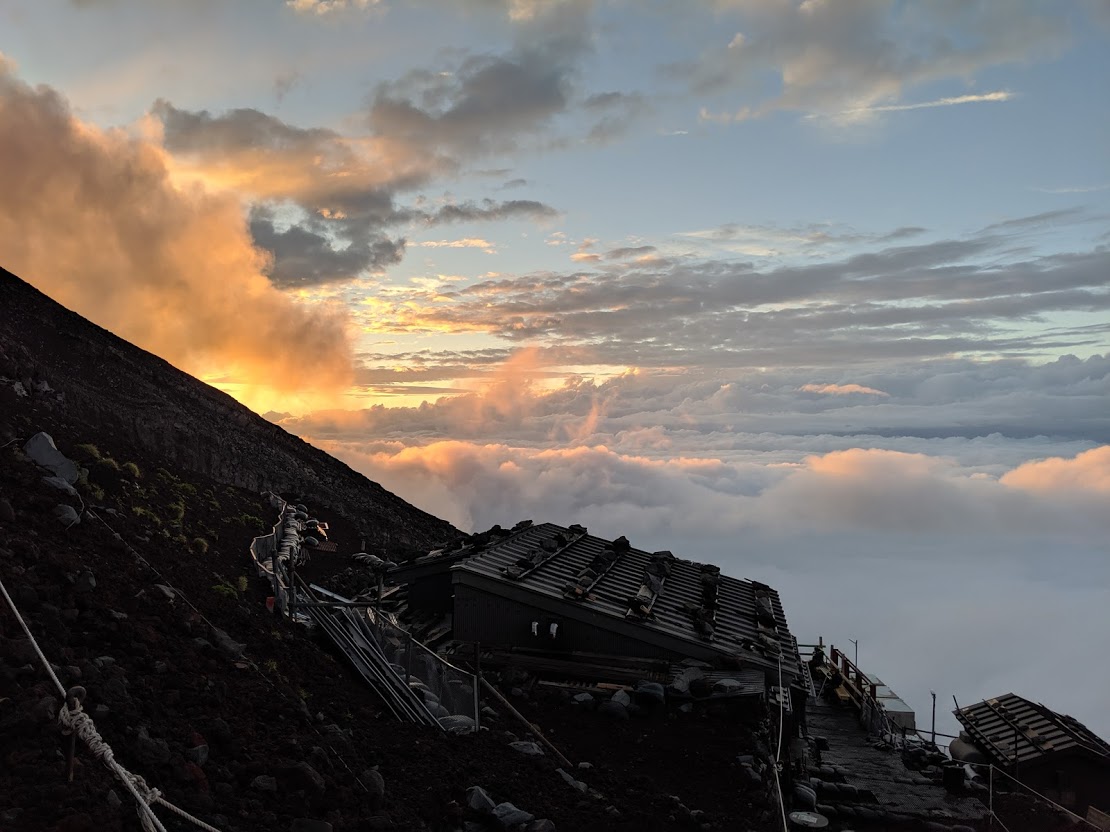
[[0, 428, 780, 832]]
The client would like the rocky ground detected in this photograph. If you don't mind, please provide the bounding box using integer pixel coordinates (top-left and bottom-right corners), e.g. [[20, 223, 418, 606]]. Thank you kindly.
[[0, 423, 782, 832]]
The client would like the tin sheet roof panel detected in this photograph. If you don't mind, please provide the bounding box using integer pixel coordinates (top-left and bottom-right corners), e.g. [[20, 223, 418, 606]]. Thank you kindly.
[[454, 523, 800, 677]]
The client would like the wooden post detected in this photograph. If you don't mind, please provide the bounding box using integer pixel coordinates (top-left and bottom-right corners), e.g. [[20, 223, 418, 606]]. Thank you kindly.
[[479, 676, 574, 770]]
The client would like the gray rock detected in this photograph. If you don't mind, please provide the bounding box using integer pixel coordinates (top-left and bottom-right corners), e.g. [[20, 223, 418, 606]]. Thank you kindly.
[[0, 498, 13, 522], [30, 695, 59, 723], [42, 476, 77, 495], [577, 762, 593, 770], [291, 820, 332, 832], [525, 821, 556, 832], [53, 504, 81, 527], [570, 693, 595, 707], [556, 768, 588, 793], [439, 715, 476, 733], [492, 802, 534, 827], [611, 689, 632, 707], [481, 706, 500, 720], [426, 702, 450, 719], [251, 775, 278, 792], [466, 785, 496, 813], [185, 744, 209, 767], [209, 626, 245, 658], [294, 761, 326, 792], [509, 741, 545, 757], [106, 790, 122, 810], [362, 768, 385, 806], [24, 433, 79, 483], [74, 571, 96, 593]]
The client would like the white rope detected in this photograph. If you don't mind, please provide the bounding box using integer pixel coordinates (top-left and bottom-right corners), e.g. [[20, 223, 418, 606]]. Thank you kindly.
[[770, 655, 789, 831], [1, 575, 222, 832], [0, 575, 66, 698]]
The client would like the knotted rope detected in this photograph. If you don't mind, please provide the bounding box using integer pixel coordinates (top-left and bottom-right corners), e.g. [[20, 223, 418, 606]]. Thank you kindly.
[[1, 575, 222, 832]]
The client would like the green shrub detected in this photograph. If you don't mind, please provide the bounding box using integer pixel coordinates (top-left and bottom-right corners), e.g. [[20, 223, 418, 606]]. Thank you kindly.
[[191, 537, 209, 555], [211, 583, 237, 600], [86, 484, 106, 502], [122, 462, 141, 479], [96, 457, 120, 471], [73, 443, 101, 461], [236, 575, 249, 592], [179, 482, 197, 497], [132, 506, 162, 527], [166, 500, 185, 522]]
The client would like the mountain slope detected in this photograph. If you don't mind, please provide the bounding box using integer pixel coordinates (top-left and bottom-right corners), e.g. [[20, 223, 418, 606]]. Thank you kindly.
[[0, 266, 455, 550]]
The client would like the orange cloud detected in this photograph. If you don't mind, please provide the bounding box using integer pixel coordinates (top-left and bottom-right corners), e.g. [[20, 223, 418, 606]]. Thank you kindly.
[[0, 60, 354, 410], [800, 383, 889, 396], [1000, 446, 1110, 494]]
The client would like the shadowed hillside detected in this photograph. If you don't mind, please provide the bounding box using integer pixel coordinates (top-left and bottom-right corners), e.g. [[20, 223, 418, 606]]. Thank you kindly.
[[0, 266, 455, 551]]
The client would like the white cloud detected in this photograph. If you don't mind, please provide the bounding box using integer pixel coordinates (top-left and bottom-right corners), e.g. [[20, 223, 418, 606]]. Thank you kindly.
[[286, 0, 379, 15], [800, 383, 889, 397]]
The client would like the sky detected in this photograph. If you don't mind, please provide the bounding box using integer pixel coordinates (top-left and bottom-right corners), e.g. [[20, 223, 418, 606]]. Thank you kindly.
[[1, 0, 1109, 743]]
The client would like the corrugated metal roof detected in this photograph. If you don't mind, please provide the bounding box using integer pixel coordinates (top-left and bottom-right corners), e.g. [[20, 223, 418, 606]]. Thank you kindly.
[[452, 522, 800, 678], [955, 692, 1110, 767]]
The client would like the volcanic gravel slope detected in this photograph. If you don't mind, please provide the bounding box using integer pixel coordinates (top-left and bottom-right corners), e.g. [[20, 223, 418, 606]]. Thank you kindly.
[[0, 266, 454, 553]]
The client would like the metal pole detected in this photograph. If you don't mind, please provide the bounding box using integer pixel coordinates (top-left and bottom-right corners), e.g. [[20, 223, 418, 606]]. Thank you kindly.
[[849, 638, 858, 669], [931, 690, 936, 746], [473, 641, 481, 731], [405, 631, 414, 687]]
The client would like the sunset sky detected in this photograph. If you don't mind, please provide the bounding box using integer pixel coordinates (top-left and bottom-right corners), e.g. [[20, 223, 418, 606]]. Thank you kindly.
[[2, 0, 1109, 739]]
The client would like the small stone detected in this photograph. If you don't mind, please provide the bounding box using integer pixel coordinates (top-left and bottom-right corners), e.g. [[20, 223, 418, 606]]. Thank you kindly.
[[570, 693, 595, 707], [577, 762, 593, 770], [525, 821, 556, 832], [186, 744, 209, 767], [294, 761, 326, 792], [492, 802, 534, 827], [0, 498, 15, 522], [74, 571, 96, 593], [466, 785, 496, 812], [42, 476, 77, 495], [556, 768, 588, 793], [611, 690, 632, 707], [106, 789, 122, 810], [605, 806, 621, 818], [53, 504, 81, 526], [30, 695, 59, 723], [362, 768, 385, 807], [509, 741, 545, 757], [251, 774, 278, 792]]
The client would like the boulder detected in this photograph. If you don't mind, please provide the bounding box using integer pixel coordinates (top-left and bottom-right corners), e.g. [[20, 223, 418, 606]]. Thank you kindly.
[[24, 433, 79, 483], [42, 476, 77, 495], [466, 786, 496, 813], [492, 803, 534, 827]]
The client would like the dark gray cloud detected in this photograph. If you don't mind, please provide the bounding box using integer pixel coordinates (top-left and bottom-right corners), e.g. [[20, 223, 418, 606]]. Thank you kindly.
[[371, 226, 1110, 366], [152, 99, 559, 287], [249, 208, 405, 289]]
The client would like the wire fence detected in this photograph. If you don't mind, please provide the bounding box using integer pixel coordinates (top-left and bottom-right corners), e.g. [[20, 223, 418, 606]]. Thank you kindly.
[[364, 606, 480, 730], [249, 493, 480, 731]]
